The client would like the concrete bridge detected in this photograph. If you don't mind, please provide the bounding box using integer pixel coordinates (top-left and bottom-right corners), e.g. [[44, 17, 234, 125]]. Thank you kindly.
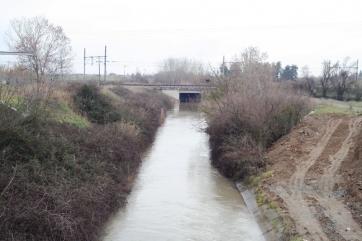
[[119, 84, 217, 102]]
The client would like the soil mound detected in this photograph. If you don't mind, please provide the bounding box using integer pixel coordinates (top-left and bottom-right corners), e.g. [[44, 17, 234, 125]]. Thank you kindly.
[[263, 113, 362, 240]]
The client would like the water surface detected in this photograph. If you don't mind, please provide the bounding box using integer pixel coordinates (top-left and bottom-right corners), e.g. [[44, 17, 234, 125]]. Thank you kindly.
[[103, 103, 264, 241]]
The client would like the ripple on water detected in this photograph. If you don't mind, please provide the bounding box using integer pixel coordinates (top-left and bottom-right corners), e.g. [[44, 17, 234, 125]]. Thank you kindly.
[[103, 104, 264, 241]]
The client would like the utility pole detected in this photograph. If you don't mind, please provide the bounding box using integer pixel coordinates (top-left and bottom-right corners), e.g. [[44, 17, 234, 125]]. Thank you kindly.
[[61, 57, 63, 82], [83, 46, 107, 85], [104, 45, 107, 84], [98, 57, 101, 85], [83, 48, 86, 82], [356, 60, 359, 82], [123, 65, 127, 77], [222, 56, 225, 77], [328, 59, 359, 80]]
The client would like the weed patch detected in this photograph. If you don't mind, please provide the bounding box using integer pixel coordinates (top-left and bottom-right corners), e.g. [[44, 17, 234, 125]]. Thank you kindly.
[[246, 172, 299, 241], [315, 105, 360, 115]]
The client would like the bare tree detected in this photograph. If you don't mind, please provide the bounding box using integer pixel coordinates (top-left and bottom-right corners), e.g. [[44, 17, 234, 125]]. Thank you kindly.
[[301, 65, 316, 96], [319, 60, 337, 98], [333, 57, 356, 100], [5, 16, 73, 84], [155, 57, 207, 84], [202, 47, 277, 118], [0, 65, 5, 84], [230, 46, 275, 93]]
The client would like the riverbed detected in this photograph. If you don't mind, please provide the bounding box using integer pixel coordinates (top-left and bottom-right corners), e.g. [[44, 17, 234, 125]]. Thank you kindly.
[[102, 103, 264, 241]]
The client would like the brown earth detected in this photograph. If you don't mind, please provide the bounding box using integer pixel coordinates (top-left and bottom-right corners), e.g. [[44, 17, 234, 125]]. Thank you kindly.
[[263, 113, 362, 241]]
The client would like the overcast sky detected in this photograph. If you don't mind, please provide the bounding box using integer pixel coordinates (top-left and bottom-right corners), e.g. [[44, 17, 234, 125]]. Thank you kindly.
[[0, 0, 361, 76]]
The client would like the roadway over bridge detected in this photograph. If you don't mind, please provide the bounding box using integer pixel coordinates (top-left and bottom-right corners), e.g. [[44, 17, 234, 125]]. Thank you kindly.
[[119, 84, 217, 102]]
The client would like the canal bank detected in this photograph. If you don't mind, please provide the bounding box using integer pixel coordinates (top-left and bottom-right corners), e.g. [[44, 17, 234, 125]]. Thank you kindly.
[[236, 182, 281, 241], [102, 103, 264, 240]]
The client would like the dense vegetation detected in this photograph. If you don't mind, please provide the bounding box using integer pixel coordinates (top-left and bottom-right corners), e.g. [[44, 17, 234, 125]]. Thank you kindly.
[[202, 47, 311, 180], [0, 83, 173, 240], [297, 59, 361, 101]]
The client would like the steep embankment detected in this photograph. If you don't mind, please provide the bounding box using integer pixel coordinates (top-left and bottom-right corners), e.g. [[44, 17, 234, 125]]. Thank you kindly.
[[263, 113, 362, 240], [0, 84, 173, 240]]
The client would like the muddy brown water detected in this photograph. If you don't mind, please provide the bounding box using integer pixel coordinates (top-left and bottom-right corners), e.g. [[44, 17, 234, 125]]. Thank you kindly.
[[102, 103, 264, 241]]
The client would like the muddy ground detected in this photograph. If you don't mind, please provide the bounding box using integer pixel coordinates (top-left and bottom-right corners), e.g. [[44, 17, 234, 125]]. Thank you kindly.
[[263, 113, 362, 241]]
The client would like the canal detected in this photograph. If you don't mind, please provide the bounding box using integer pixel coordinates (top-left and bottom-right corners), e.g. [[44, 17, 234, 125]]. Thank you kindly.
[[102, 103, 264, 241]]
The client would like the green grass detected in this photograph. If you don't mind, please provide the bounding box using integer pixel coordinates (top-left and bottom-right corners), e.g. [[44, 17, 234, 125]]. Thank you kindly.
[[340, 100, 362, 109], [314, 105, 360, 115], [54, 101, 90, 127], [247, 172, 276, 208], [246, 171, 300, 239], [290, 237, 304, 241], [312, 97, 362, 109]]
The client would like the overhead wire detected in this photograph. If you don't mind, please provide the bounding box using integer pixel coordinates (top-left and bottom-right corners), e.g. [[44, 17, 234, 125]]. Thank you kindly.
[[64, 22, 362, 35]]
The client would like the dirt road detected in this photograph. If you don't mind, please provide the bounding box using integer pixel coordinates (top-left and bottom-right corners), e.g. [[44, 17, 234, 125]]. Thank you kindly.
[[263, 113, 362, 240]]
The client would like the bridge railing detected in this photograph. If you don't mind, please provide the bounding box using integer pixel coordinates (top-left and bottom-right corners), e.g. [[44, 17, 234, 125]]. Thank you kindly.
[[119, 83, 217, 90]]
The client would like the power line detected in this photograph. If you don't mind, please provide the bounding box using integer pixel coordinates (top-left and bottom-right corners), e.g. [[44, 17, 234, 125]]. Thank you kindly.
[[84, 46, 107, 84], [109, 60, 157, 64], [1, 21, 361, 38], [64, 22, 362, 35]]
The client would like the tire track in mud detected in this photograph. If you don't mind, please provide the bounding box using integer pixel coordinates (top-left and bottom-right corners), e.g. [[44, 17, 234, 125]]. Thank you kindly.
[[275, 116, 362, 240], [310, 117, 362, 241], [276, 119, 341, 241]]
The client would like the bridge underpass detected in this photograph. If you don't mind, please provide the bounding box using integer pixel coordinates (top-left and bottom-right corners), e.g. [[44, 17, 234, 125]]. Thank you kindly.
[[161, 89, 202, 102], [118, 84, 217, 102], [179, 91, 201, 102]]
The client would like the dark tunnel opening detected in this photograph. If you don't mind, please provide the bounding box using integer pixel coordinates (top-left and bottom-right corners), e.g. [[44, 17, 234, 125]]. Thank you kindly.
[[179, 93, 201, 102]]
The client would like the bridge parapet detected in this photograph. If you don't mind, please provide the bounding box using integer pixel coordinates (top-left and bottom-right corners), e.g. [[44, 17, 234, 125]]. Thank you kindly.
[[119, 83, 217, 91], [119, 84, 217, 101], [157, 84, 217, 91]]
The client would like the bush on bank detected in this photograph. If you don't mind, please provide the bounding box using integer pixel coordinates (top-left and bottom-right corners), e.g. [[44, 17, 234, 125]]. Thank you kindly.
[[73, 84, 122, 124], [0, 83, 173, 240], [202, 48, 311, 180], [205, 84, 309, 180]]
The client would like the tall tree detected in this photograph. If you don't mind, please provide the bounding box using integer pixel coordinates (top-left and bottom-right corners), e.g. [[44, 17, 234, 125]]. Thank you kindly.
[[220, 64, 230, 76], [319, 60, 337, 98], [290, 65, 298, 80], [281, 64, 298, 81], [333, 57, 356, 100], [232, 46, 274, 92], [274, 61, 282, 82], [156, 57, 206, 84], [5, 16, 73, 83], [301, 65, 316, 96]]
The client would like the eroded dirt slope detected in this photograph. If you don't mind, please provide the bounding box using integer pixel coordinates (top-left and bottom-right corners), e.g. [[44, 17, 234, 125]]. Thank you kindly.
[[263, 114, 362, 241]]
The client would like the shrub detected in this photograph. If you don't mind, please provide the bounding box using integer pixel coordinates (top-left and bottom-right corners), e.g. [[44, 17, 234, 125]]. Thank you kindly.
[[0, 119, 134, 240], [204, 82, 310, 180], [73, 84, 121, 124], [110, 87, 173, 143], [202, 48, 311, 180], [0, 83, 173, 240]]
